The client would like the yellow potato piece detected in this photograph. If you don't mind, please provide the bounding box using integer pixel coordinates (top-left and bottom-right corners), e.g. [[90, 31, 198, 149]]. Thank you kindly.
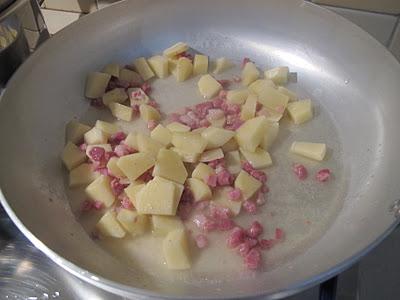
[[187, 178, 212, 202], [221, 138, 239, 152], [124, 183, 145, 207], [120, 69, 142, 84], [61, 142, 86, 170], [251, 83, 289, 113], [201, 127, 235, 150], [85, 175, 116, 207], [191, 162, 215, 183], [212, 187, 241, 216], [102, 88, 128, 106], [150, 124, 172, 146], [226, 89, 249, 105], [171, 132, 207, 154], [209, 116, 226, 128], [133, 57, 155, 81], [96, 211, 125, 238], [102, 63, 120, 78], [235, 116, 268, 152], [84, 127, 107, 145], [290, 141, 326, 161], [95, 120, 120, 137], [287, 99, 313, 124], [241, 62, 259, 86], [248, 79, 276, 94], [240, 147, 273, 169], [117, 152, 155, 181], [152, 215, 184, 237], [85, 72, 111, 99], [213, 57, 234, 74], [197, 74, 222, 99], [170, 147, 200, 163], [116, 209, 148, 237], [225, 150, 241, 174], [278, 86, 297, 102], [124, 132, 138, 149], [163, 229, 191, 270], [240, 94, 258, 121], [136, 133, 164, 158], [264, 66, 289, 85], [166, 122, 191, 132], [65, 120, 91, 144], [109, 103, 133, 121], [234, 170, 262, 200], [174, 57, 193, 82], [106, 157, 125, 178], [193, 54, 208, 75], [69, 163, 98, 187], [139, 104, 161, 122], [148, 55, 169, 78], [163, 42, 189, 58], [153, 149, 188, 184], [260, 121, 279, 150], [199, 148, 224, 162]]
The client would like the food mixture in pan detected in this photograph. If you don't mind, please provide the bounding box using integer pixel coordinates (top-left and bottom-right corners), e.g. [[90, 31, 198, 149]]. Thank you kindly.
[[61, 42, 339, 274]]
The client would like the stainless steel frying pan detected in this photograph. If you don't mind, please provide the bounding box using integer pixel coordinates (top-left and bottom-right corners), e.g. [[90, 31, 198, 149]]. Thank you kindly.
[[1, 0, 400, 298]]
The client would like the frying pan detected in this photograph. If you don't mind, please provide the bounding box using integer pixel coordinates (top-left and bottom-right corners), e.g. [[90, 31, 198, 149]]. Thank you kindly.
[[1, 0, 400, 298]]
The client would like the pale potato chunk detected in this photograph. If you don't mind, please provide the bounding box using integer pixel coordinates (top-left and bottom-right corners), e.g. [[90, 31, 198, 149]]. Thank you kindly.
[[107, 157, 125, 178], [153, 149, 188, 184], [163, 229, 191, 270], [192, 127, 206, 134], [212, 187, 241, 216], [213, 57, 234, 74], [265, 66, 289, 85], [148, 55, 169, 78], [139, 104, 161, 122], [198, 74, 222, 99], [102, 88, 128, 106], [290, 142, 326, 161], [240, 147, 273, 169], [193, 54, 208, 75], [84, 127, 108, 145], [166, 122, 191, 133], [86, 144, 112, 161], [174, 57, 193, 82], [200, 148, 224, 162], [171, 132, 207, 154], [85, 72, 111, 98], [109, 103, 133, 121], [257, 106, 284, 122], [225, 151, 241, 174], [187, 178, 212, 202], [152, 215, 184, 236], [226, 89, 249, 105], [260, 121, 279, 150], [124, 132, 138, 149], [128, 87, 149, 106], [163, 42, 189, 58], [85, 175, 116, 207], [168, 58, 179, 74], [102, 63, 120, 78], [96, 211, 125, 238], [133, 57, 155, 81], [256, 85, 289, 113], [221, 138, 239, 152], [65, 120, 91, 144], [119, 69, 142, 84], [287, 99, 313, 124], [117, 152, 155, 181], [235, 116, 268, 152], [124, 183, 145, 207], [117, 209, 148, 237], [151, 124, 172, 146], [62, 142, 86, 170], [136, 133, 164, 157], [248, 79, 276, 94], [201, 127, 235, 150], [192, 162, 215, 182], [170, 147, 200, 163], [69, 163, 98, 187], [95, 120, 120, 137], [278, 86, 297, 102], [241, 62, 259, 86], [240, 94, 258, 120], [234, 170, 262, 200], [209, 116, 226, 128]]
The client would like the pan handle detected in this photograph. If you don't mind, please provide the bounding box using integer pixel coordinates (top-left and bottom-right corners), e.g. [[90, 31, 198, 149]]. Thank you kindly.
[[319, 276, 337, 300]]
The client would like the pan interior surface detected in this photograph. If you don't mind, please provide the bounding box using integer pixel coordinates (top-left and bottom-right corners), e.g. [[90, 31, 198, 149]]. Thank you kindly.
[[0, 0, 400, 298]]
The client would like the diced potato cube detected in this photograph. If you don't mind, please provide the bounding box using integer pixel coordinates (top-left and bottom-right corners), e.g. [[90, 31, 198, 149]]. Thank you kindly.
[[241, 62, 259, 86], [85, 175, 116, 207], [240, 94, 258, 120], [125, 183, 145, 207], [69, 163, 98, 187], [116, 209, 148, 237], [168, 58, 179, 74], [198, 74, 222, 99], [209, 116, 226, 128], [163, 42, 189, 58], [212, 187, 241, 216], [226, 89, 249, 105], [102, 63, 120, 78], [213, 57, 234, 74], [86, 144, 112, 161], [248, 79, 276, 94], [192, 127, 206, 134], [151, 124, 172, 146], [133, 57, 155, 81], [260, 121, 279, 150], [221, 138, 239, 152], [124, 132, 138, 149], [201, 127, 235, 150], [153, 149, 188, 184], [225, 151, 241, 174], [290, 142, 326, 161], [95, 120, 120, 137], [171, 132, 207, 154], [107, 157, 125, 178], [234, 170, 262, 200], [240, 147, 272, 169], [102, 88, 128, 106], [65, 120, 91, 144], [187, 178, 212, 202], [136, 176, 183, 215], [278, 86, 297, 102], [166, 122, 191, 133], [257, 106, 284, 122], [128, 87, 149, 106], [287, 99, 313, 124], [85, 72, 111, 98], [264, 66, 289, 85], [192, 162, 215, 182], [200, 148, 224, 162], [148, 55, 169, 78], [163, 229, 191, 270], [235, 116, 268, 152], [136, 133, 164, 157], [96, 211, 125, 238], [139, 104, 161, 122], [250, 82, 289, 113], [193, 54, 208, 75], [117, 152, 155, 181], [119, 69, 143, 84], [170, 147, 200, 163], [62, 142, 86, 170], [109, 103, 133, 121], [174, 57, 193, 82], [84, 127, 107, 145], [152, 215, 184, 236]]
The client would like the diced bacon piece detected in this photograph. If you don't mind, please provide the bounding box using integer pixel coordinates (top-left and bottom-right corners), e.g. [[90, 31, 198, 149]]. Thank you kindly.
[[261, 185, 269, 193], [217, 169, 234, 186], [95, 167, 109, 176], [237, 242, 251, 257], [255, 191, 267, 206], [232, 75, 241, 83], [242, 161, 254, 173], [92, 200, 104, 210], [244, 248, 262, 270], [141, 82, 152, 94], [209, 203, 231, 219], [247, 221, 263, 238], [292, 163, 308, 180], [243, 200, 257, 214], [194, 101, 214, 118], [90, 98, 105, 108], [217, 80, 231, 89], [222, 102, 241, 115], [206, 174, 218, 188], [179, 114, 197, 129], [228, 188, 242, 201], [275, 228, 285, 240], [81, 199, 104, 212], [203, 218, 218, 232], [212, 98, 224, 109], [259, 239, 275, 250], [104, 151, 117, 162], [176, 51, 193, 61], [193, 214, 208, 229], [147, 120, 158, 130], [110, 178, 128, 196], [167, 112, 181, 123], [147, 99, 159, 110], [241, 57, 252, 69], [137, 167, 154, 182], [208, 158, 225, 169], [89, 146, 105, 161], [227, 227, 246, 248], [114, 144, 133, 157], [206, 108, 225, 121], [79, 143, 87, 152], [119, 194, 133, 209], [316, 169, 331, 182], [131, 104, 140, 113], [245, 237, 259, 248], [195, 234, 209, 249], [216, 218, 235, 231], [177, 201, 193, 221], [109, 131, 127, 145], [250, 169, 267, 183], [218, 89, 228, 99]]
